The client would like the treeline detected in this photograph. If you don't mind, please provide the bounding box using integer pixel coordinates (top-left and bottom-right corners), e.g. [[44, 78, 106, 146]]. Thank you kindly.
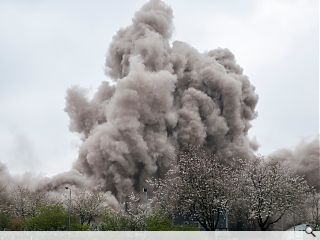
[[0, 205, 197, 231], [0, 147, 319, 231], [0, 185, 197, 231], [149, 147, 320, 231]]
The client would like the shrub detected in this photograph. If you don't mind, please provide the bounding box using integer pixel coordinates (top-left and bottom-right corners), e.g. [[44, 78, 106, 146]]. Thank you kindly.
[[145, 212, 174, 231], [8, 217, 26, 231], [98, 211, 143, 231], [0, 213, 10, 230], [25, 205, 69, 231]]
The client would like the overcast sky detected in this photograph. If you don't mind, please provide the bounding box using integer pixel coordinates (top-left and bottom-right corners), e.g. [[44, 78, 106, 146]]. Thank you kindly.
[[0, 0, 318, 177]]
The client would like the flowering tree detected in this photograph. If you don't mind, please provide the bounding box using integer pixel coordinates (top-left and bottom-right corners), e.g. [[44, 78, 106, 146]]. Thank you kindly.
[[150, 146, 239, 231], [10, 185, 48, 218], [0, 183, 9, 213], [308, 190, 320, 230], [97, 192, 148, 231], [239, 157, 310, 230], [71, 189, 109, 225]]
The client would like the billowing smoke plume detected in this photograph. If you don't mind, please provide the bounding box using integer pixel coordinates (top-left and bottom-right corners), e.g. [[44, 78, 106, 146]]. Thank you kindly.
[[269, 137, 320, 191], [64, 0, 259, 201], [0, 0, 317, 206]]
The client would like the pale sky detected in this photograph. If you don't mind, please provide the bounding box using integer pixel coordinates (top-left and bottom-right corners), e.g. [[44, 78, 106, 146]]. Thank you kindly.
[[0, 0, 318, 176]]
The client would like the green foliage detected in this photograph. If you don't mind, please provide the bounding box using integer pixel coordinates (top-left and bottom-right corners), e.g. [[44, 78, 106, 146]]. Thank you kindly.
[[26, 205, 72, 231], [145, 212, 199, 231], [1, 205, 199, 231], [98, 210, 198, 231], [145, 212, 174, 231], [71, 223, 91, 231], [0, 213, 10, 230], [8, 217, 26, 231], [98, 211, 143, 231]]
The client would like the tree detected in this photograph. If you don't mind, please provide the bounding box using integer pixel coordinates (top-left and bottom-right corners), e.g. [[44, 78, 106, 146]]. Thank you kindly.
[[239, 156, 310, 230], [71, 189, 108, 225], [150, 146, 239, 231], [8, 217, 26, 231], [10, 185, 48, 218], [26, 205, 68, 231], [0, 183, 11, 217], [145, 211, 174, 231], [228, 202, 257, 230], [98, 210, 144, 231], [308, 190, 320, 230], [25, 205, 89, 231], [0, 212, 10, 230]]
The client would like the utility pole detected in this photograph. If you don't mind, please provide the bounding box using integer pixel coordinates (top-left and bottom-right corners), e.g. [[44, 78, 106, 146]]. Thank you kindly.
[[65, 187, 71, 231]]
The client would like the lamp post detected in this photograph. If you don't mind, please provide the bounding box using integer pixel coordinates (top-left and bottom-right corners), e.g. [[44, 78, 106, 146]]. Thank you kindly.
[[124, 195, 128, 213], [225, 210, 229, 231], [143, 187, 148, 202], [65, 186, 71, 231]]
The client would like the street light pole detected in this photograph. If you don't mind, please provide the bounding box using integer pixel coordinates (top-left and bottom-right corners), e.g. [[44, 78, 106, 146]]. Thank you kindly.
[[143, 187, 148, 202], [225, 210, 229, 231], [65, 187, 71, 231], [124, 195, 128, 213]]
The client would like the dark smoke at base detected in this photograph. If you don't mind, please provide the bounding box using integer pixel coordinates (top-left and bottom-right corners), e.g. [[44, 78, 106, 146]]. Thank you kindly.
[[0, 0, 318, 205]]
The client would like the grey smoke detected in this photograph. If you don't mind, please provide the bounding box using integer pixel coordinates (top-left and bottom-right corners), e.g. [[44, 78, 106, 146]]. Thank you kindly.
[[0, 0, 318, 206], [0, 161, 11, 186], [65, 0, 259, 200], [38, 170, 93, 192], [269, 137, 320, 191], [11, 134, 40, 173]]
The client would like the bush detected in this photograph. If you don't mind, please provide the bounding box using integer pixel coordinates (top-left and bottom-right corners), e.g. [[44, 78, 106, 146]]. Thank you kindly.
[[0, 213, 10, 230], [8, 217, 26, 231], [98, 210, 199, 231], [145, 212, 199, 231], [26, 205, 70, 231], [71, 223, 91, 231], [171, 224, 199, 231], [98, 211, 143, 231], [145, 212, 174, 231]]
